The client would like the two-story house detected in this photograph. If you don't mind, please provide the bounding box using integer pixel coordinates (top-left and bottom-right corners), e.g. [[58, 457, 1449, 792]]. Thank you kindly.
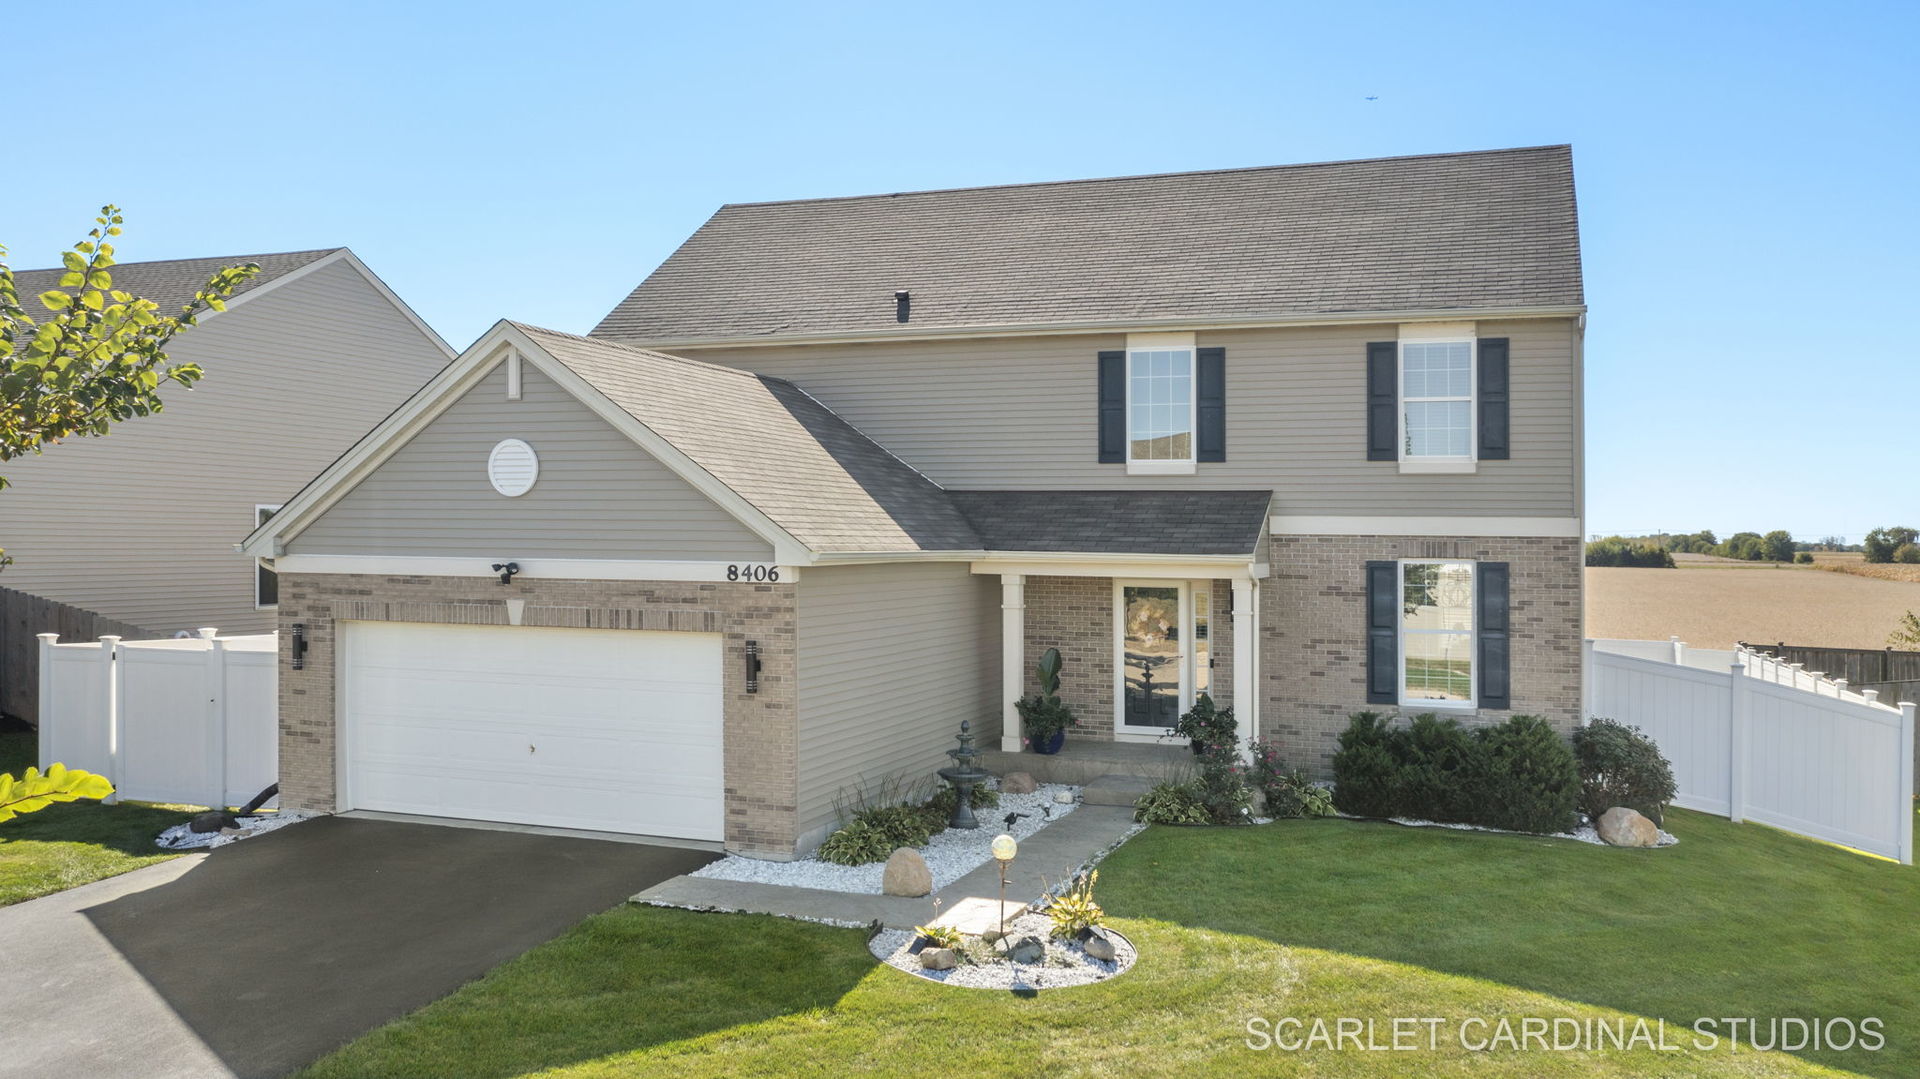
[[243, 145, 1584, 858]]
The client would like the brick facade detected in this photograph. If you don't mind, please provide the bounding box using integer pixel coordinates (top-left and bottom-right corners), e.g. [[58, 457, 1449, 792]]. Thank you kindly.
[[1260, 535, 1583, 777], [276, 572, 799, 857], [1021, 575, 1235, 744]]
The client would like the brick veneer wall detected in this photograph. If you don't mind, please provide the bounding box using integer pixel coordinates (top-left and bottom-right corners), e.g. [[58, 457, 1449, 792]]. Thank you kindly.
[[276, 573, 799, 857], [1021, 575, 1236, 743], [1260, 536, 1583, 777]]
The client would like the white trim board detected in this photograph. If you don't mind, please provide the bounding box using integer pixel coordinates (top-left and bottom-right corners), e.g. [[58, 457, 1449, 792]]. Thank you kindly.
[[274, 555, 801, 582], [1269, 516, 1582, 538], [216, 249, 457, 360], [971, 556, 1267, 580]]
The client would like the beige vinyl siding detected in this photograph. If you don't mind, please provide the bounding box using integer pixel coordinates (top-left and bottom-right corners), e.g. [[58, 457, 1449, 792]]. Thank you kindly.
[[686, 317, 1578, 517], [0, 258, 448, 635], [792, 562, 999, 843], [289, 362, 775, 560]]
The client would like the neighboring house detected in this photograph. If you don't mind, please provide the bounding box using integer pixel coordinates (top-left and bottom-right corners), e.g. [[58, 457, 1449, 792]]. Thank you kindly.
[[243, 145, 1585, 858], [2, 249, 453, 710]]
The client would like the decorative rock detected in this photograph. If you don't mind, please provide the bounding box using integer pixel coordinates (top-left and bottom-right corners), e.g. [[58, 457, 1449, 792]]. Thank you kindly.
[[189, 810, 239, 834], [1083, 933, 1117, 962], [880, 848, 933, 896], [1597, 807, 1660, 848], [980, 927, 1006, 944], [996, 935, 1045, 964], [920, 947, 958, 970], [1054, 790, 1074, 804], [1001, 771, 1038, 795]]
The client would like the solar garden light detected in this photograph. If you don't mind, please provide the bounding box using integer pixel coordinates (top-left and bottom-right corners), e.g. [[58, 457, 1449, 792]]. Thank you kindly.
[[991, 833, 1017, 939]]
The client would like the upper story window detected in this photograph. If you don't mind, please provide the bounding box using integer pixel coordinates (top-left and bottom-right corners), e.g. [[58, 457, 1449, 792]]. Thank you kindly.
[[1398, 324, 1477, 474], [1125, 331, 1198, 474]]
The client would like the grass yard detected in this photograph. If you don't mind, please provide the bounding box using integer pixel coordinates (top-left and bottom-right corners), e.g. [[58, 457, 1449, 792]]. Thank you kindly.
[[301, 808, 1919, 1079], [0, 725, 190, 906], [1587, 562, 1920, 648]]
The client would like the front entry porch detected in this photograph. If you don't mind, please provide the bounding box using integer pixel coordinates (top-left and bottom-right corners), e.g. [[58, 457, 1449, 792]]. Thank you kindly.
[[978, 737, 1195, 786], [973, 556, 1267, 758]]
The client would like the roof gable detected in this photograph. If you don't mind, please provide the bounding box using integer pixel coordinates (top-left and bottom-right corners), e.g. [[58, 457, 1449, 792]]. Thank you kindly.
[[592, 145, 1582, 343], [11, 248, 342, 313]]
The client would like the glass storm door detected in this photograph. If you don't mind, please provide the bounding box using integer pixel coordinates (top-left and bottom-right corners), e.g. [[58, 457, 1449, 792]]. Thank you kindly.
[[1118, 582, 1189, 734]]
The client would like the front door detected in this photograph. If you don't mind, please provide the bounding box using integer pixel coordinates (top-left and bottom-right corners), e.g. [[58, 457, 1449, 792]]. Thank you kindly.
[[1116, 581, 1193, 737]]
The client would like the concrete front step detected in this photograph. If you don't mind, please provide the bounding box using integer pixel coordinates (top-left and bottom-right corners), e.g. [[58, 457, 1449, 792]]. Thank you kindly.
[[981, 739, 1196, 786], [1081, 774, 1156, 807]]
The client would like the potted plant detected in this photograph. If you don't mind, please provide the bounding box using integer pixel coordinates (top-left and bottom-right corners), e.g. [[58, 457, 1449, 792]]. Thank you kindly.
[[1014, 647, 1078, 754], [1170, 693, 1237, 754]]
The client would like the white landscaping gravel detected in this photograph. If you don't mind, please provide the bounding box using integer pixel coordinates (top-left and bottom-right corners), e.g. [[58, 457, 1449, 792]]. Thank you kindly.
[[692, 783, 1081, 894], [1365, 814, 1678, 847], [155, 810, 317, 851], [870, 911, 1135, 990]]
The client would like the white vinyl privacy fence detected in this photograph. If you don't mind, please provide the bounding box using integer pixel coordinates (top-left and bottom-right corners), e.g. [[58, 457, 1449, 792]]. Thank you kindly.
[[1587, 638, 1915, 863], [37, 629, 278, 808]]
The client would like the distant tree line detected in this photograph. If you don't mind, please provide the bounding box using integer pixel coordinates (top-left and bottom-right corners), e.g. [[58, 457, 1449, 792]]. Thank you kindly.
[[1864, 526, 1920, 564], [1585, 528, 1802, 567]]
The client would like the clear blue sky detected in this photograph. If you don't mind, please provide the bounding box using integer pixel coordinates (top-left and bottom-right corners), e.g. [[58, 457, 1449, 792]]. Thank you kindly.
[[6, 1, 1914, 541]]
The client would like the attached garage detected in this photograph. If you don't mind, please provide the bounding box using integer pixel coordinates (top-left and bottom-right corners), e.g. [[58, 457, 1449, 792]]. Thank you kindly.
[[338, 621, 725, 841]]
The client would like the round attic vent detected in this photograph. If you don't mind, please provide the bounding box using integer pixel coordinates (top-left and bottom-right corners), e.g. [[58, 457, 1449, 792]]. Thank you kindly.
[[487, 438, 539, 497]]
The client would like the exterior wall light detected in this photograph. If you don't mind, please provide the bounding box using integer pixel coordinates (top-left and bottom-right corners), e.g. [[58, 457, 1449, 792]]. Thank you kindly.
[[491, 561, 520, 585], [290, 624, 308, 671], [744, 640, 762, 693]]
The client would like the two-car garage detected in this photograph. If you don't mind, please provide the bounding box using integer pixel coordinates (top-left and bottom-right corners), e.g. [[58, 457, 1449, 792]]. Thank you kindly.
[[337, 622, 725, 842]]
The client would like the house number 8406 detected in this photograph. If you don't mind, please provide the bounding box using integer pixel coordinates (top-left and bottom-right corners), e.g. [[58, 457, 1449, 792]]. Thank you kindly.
[[727, 564, 779, 582]]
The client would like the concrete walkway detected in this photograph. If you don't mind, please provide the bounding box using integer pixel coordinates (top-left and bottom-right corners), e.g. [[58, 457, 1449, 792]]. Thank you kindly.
[[634, 804, 1143, 929]]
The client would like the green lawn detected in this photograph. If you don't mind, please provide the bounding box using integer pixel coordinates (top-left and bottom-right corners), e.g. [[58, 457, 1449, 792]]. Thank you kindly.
[[0, 726, 191, 906], [301, 807, 1918, 1079]]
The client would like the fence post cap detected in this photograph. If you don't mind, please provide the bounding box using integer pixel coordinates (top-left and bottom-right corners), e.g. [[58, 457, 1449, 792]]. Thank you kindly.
[[196, 627, 218, 640], [36, 632, 59, 642]]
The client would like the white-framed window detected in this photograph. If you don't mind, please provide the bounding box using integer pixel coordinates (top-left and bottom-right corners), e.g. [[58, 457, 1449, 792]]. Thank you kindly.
[[254, 504, 282, 610], [1399, 559, 1475, 708], [1398, 323, 1476, 474], [1126, 346, 1196, 474]]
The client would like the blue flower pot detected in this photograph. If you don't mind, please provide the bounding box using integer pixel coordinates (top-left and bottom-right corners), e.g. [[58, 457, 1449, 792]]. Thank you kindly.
[[1031, 729, 1066, 755]]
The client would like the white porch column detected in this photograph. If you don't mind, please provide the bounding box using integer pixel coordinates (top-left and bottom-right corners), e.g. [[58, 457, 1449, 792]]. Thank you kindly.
[[1232, 576, 1256, 760], [1001, 574, 1026, 752]]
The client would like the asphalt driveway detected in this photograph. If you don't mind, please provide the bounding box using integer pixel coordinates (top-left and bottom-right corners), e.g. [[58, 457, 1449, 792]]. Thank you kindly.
[[2, 816, 716, 1079]]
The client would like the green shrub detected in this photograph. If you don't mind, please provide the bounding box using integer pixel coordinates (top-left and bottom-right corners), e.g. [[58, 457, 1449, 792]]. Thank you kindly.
[[1192, 743, 1253, 824], [1014, 647, 1078, 746], [918, 784, 1000, 829], [1171, 693, 1237, 750], [1795, 551, 1815, 564], [1573, 718, 1677, 825], [1134, 782, 1210, 824], [815, 820, 895, 865], [1465, 715, 1581, 834], [1248, 737, 1333, 818], [1331, 712, 1400, 817], [1394, 714, 1486, 822], [853, 804, 934, 849]]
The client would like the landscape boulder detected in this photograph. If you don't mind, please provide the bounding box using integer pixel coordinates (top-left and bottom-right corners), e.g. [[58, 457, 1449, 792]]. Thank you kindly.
[[995, 934, 1046, 964], [881, 848, 933, 896], [1597, 806, 1660, 848], [1001, 772, 1037, 795], [920, 947, 957, 971], [1082, 933, 1117, 962]]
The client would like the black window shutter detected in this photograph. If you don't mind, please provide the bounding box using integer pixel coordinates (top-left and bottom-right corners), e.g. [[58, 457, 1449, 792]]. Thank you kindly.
[[1196, 346, 1226, 462], [1366, 342, 1397, 461], [1365, 560, 1399, 704], [1478, 337, 1510, 460], [1097, 350, 1125, 463], [1477, 561, 1511, 709]]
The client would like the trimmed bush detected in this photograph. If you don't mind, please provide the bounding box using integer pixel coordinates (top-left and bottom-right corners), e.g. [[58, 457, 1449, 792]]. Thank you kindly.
[[1331, 712, 1582, 834], [1248, 737, 1335, 818], [1192, 743, 1253, 824], [1573, 717, 1677, 824], [1331, 712, 1400, 817], [1466, 715, 1581, 834]]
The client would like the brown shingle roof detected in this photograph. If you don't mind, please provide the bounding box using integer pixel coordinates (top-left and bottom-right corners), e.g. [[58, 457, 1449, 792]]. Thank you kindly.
[[592, 145, 1582, 343], [952, 491, 1271, 557], [10, 248, 342, 314]]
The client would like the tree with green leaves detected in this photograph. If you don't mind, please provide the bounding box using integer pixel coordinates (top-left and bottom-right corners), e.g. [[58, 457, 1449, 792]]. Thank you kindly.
[[1762, 530, 1796, 563], [1890, 612, 1920, 650], [1865, 527, 1919, 564], [0, 762, 114, 822], [0, 207, 259, 566]]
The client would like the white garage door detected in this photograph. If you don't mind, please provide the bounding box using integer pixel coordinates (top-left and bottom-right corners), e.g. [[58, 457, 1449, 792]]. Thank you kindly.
[[341, 621, 724, 840]]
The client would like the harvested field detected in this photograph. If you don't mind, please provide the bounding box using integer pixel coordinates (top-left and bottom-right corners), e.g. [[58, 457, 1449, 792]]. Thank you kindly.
[[1586, 563, 1920, 649]]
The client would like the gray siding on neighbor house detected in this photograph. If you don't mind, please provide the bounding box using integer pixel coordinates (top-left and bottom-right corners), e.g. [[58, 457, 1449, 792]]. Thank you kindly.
[[0, 257, 449, 636], [288, 361, 775, 561], [685, 318, 1579, 518], [793, 561, 1000, 843]]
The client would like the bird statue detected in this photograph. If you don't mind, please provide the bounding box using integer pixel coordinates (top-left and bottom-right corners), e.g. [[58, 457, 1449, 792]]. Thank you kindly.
[[1004, 811, 1030, 829]]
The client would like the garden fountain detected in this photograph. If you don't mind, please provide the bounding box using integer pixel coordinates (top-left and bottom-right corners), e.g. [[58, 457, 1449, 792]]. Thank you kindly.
[[936, 720, 992, 829]]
